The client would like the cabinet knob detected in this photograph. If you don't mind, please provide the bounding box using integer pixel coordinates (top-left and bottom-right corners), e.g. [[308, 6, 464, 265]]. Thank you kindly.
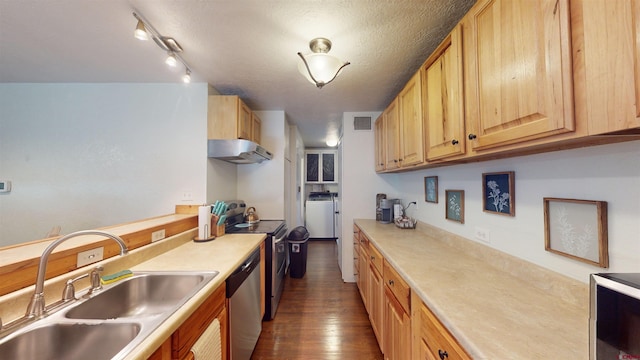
[[451, 139, 459, 145], [388, 280, 394, 286], [438, 350, 449, 359], [468, 133, 477, 140], [393, 159, 398, 163], [370, 256, 375, 260]]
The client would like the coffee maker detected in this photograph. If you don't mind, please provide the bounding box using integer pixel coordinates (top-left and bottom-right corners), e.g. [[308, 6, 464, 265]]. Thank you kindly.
[[380, 199, 396, 224]]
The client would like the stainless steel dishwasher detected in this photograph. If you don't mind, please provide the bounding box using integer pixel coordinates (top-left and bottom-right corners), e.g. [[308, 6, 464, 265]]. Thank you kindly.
[[226, 248, 262, 360]]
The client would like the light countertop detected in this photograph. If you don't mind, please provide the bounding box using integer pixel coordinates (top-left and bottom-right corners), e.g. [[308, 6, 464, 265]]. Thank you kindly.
[[355, 219, 589, 359]]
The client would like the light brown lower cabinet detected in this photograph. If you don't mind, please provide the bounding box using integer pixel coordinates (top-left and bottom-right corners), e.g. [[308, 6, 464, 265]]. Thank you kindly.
[[368, 256, 384, 351], [412, 292, 470, 360], [384, 286, 411, 360], [147, 282, 228, 360]]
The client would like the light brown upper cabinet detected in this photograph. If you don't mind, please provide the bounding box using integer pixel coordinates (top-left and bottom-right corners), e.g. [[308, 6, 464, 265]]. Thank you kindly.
[[384, 98, 401, 171], [422, 24, 466, 161], [374, 115, 386, 172], [251, 112, 262, 144], [571, 0, 640, 134], [398, 72, 425, 167], [462, 0, 574, 151], [208, 95, 258, 144]]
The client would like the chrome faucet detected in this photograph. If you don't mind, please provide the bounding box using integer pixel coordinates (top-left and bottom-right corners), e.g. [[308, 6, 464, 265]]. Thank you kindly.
[[25, 230, 128, 318]]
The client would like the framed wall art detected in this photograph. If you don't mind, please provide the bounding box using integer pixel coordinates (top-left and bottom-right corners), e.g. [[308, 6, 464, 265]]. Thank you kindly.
[[543, 198, 608, 268], [424, 176, 438, 203], [482, 171, 515, 216], [445, 190, 465, 223]]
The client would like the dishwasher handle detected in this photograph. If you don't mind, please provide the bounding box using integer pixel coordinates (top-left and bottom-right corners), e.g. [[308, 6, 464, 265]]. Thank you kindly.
[[226, 248, 260, 298]]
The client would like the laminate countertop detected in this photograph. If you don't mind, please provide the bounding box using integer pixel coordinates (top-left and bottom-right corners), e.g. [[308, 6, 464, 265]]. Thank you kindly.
[[355, 219, 589, 359]]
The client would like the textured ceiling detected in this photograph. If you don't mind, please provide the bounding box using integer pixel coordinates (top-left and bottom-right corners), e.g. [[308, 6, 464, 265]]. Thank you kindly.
[[0, 0, 475, 148]]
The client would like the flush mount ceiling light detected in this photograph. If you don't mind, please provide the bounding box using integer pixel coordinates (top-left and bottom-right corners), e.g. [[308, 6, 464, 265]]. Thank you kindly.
[[297, 38, 350, 89], [132, 12, 192, 83]]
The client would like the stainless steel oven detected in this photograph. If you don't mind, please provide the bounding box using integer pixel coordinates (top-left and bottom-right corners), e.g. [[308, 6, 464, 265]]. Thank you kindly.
[[223, 200, 287, 321]]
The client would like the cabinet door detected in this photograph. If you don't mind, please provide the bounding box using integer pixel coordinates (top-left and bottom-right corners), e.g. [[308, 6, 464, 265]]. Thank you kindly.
[[305, 152, 319, 182], [321, 152, 336, 183], [374, 115, 385, 172], [384, 286, 411, 360], [238, 100, 252, 140], [368, 264, 384, 352], [358, 244, 369, 312], [251, 112, 262, 144], [463, 0, 574, 151], [423, 25, 466, 161], [398, 72, 424, 166], [384, 99, 401, 170], [572, 0, 640, 134]]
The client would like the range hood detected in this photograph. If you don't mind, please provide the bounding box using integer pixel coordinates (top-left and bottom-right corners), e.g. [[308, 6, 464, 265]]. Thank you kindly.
[[207, 139, 273, 164]]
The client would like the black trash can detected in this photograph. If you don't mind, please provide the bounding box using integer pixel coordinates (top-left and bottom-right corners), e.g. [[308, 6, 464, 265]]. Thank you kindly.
[[288, 226, 310, 278]]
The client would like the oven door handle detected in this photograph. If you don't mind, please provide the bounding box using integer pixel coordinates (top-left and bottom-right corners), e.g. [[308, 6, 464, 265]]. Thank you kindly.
[[274, 236, 285, 245]]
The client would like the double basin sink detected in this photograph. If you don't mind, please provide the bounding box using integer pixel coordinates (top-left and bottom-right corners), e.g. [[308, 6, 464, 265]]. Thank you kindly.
[[0, 270, 219, 360]]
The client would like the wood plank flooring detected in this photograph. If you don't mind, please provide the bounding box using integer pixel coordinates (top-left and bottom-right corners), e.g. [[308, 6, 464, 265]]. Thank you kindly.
[[251, 240, 383, 360]]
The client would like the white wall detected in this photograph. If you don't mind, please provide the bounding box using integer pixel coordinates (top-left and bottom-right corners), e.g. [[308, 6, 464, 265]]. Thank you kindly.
[[340, 111, 394, 282], [0, 83, 209, 247], [366, 140, 640, 283], [237, 111, 286, 220]]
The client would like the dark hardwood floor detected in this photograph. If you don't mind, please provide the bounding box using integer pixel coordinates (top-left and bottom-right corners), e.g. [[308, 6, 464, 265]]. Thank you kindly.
[[252, 240, 383, 360]]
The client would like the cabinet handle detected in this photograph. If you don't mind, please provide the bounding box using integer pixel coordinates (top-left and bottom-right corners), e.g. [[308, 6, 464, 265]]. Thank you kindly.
[[451, 139, 459, 145], [370, 256, 375, 261], [388, 280, 394, 286], [393, 159, 399, 163], [438, 350, 449, 359], [468, 133, 477, 140]]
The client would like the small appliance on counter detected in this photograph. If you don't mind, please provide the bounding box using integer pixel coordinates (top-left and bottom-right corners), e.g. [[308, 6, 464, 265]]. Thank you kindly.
[[376, 193, 387, 222], [379, 199, 398, 224]]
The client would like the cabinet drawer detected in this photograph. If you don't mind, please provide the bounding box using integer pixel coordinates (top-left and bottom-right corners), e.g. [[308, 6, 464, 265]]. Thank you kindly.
[[368, 243, 383, 274], [383, 260, 410, 314], [419, 301, 470, 360]]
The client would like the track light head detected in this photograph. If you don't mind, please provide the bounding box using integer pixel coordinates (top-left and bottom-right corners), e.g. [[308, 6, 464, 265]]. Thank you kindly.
[[165, 52, 177, 67], [182, 69, 192, 83], [134, 20, 149, 41]]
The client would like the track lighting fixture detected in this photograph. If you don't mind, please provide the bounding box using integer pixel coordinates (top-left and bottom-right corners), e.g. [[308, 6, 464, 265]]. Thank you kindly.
[[133, 11, 194, 83]]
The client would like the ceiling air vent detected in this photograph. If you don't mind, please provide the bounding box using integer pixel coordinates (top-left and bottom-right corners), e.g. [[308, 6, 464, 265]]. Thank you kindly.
[[354, 116, 372, 131]]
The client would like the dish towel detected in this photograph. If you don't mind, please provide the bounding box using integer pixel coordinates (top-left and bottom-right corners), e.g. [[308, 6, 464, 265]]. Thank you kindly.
[[191, 318, 221, 360]]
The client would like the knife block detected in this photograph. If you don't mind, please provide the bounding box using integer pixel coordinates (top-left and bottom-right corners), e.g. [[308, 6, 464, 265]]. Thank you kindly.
[[213, 224, 225, 237]]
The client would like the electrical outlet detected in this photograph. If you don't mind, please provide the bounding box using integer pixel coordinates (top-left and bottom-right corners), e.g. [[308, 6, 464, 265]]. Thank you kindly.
[[181, 192, 193, 201], [77, 247, 104, 267], [151, 229, 166, 242], [474, 227, 491, 244]]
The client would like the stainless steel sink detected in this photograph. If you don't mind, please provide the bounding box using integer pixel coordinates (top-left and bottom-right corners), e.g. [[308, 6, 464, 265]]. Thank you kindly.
[[0, 270, 219, 360], [65, 271, 217, 319], [0, 322, 140, 360]]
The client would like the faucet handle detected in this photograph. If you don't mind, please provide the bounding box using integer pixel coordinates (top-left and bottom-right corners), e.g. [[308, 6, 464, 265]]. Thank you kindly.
[[87, 266, 104, 295], [62, 273, 90, 301]]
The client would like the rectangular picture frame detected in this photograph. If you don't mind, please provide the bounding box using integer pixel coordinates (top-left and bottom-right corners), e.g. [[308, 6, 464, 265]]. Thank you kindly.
[[445, 190, 465, 223], [543, 197, 608, 268], [482, 171, 515, 216], [424, 176, 438, 203]]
